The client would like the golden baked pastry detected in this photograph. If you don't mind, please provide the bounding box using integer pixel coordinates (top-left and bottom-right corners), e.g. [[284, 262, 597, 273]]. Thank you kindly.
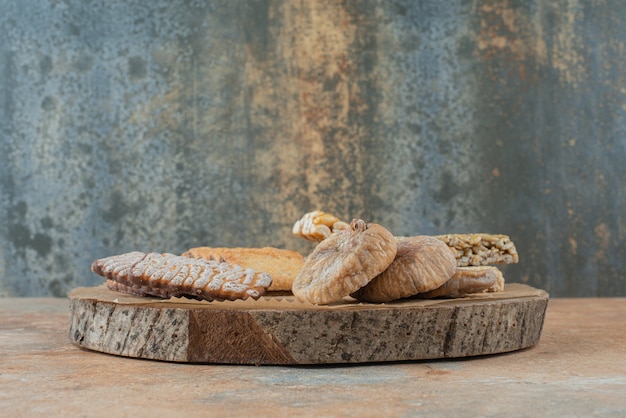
[[182, 247, 304, 292], [292, 219, 397, 305], [92, 251, 272, 301], [292, 210, 350, 242]]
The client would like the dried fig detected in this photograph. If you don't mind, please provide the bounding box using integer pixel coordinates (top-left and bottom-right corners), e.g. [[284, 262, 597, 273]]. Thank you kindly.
[[417, 266, 505, 299], [353, 236, 457, 303], [292, 218, 397, 305]]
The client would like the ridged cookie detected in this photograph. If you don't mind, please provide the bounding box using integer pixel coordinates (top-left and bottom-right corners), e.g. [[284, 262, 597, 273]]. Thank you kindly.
[[92, 251, 272, 301]]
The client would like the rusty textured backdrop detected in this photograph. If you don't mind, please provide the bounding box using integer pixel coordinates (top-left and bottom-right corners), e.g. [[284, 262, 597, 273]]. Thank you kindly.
[[1, 0, 625, 297]]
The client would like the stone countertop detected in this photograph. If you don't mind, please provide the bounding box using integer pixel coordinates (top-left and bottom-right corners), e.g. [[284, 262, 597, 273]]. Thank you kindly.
[[1, 297, 625, 417]]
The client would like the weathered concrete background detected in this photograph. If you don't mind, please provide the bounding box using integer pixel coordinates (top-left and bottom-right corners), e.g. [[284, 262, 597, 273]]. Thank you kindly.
[[1, 0, 624, 297]]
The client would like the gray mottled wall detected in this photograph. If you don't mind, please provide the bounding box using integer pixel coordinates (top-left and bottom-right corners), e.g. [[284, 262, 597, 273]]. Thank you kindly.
[[1, 0, 624, 297]]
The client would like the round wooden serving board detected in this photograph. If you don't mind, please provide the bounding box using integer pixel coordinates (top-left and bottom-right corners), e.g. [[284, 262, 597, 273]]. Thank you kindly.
[[68, 284, 549, 365]]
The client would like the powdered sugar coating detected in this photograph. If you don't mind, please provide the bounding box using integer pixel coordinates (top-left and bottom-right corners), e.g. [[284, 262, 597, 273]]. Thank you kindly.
[[91, 252, 272, 301]]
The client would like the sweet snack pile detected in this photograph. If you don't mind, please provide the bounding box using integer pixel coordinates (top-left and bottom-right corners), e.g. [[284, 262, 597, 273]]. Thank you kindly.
[[90, 210, 518, 305]]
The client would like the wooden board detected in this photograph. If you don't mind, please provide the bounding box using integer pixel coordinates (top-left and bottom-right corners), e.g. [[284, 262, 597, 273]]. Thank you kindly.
[[68, 284, 549, 365]]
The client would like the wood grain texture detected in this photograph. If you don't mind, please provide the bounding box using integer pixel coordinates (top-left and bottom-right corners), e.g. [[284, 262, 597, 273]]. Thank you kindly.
[[68, 283, 548, 364]]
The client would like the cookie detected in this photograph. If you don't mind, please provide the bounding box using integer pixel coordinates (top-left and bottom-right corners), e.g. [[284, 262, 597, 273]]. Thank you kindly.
[[92, 251, 272, 301], [182, 247, 304, 292]]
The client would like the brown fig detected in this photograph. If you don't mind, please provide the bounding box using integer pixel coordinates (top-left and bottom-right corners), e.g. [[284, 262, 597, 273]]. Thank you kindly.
[[417, 266, 505, 299], [292, 219, 397, 305], [353, 236, 457, 303]]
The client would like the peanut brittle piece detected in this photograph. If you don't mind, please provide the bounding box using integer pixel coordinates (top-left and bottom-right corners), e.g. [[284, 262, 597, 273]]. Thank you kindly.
[[433, 233, 519, 266]]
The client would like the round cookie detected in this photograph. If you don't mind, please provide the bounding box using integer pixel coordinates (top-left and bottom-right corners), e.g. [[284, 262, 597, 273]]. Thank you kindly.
[[182, 247, 304, 292]]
